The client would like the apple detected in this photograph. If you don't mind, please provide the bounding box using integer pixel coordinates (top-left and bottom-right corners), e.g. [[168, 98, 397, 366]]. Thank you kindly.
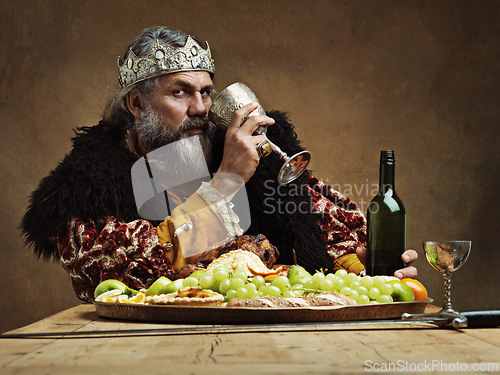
[[157, 278, 184, 294], [94, 279, 138, 299], [388, 279, 415, 302], [145, 276, 172, 296]]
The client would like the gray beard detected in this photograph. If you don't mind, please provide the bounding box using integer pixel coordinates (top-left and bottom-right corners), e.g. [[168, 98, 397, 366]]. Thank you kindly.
[[134, 105, 216, 169]]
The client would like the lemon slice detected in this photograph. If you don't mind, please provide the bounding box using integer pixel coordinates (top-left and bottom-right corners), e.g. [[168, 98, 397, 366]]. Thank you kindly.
[[126, 292, 146, 304]]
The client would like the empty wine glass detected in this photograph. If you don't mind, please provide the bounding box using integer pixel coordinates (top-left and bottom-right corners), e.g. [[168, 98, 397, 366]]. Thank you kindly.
[[402, 241, 471, 328], [208, 82, 311, 185]]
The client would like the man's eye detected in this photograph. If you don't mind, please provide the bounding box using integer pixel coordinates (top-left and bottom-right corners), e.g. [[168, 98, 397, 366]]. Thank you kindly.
[[173, 90, 185, 96], [201, 89, 212, 97]]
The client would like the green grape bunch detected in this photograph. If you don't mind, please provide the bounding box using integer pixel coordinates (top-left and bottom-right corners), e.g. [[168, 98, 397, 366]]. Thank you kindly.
[[140, 264, 403, 304]]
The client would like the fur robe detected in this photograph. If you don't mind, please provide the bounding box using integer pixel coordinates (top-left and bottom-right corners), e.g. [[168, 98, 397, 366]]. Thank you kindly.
[[20, 111, 365, 275]]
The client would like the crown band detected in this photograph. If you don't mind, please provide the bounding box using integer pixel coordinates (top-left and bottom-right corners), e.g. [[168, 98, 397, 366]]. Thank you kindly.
[[118, 36, 215, 88]]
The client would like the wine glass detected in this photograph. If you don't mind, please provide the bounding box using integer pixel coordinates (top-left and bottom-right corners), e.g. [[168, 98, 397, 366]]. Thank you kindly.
[[402, 241, 471, 328], [208, 82, 311, 185]]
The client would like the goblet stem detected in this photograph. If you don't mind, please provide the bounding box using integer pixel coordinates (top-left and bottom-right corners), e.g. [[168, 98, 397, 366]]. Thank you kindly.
[[263, 135, 287, 160], [442, 271, 453, 312]]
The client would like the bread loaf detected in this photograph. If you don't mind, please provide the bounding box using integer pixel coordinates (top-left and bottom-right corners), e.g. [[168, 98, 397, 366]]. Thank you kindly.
[[226, 292, 357, 308]]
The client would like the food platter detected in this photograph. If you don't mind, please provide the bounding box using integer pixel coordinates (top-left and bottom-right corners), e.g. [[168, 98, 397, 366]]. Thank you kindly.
[[94, 300, 429, 324]]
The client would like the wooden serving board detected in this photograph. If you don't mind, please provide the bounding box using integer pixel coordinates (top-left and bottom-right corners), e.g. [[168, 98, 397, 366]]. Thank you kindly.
[[94, 301, 429, 324]]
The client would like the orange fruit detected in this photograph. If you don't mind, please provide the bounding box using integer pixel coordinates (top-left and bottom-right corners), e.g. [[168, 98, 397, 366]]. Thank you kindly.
[[401, 278, 428, 301]]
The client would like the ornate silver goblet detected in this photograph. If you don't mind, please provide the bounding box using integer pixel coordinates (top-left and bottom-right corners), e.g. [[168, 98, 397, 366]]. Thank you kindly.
[[209, 82, 311, 185], [402, 241, 471, 328]]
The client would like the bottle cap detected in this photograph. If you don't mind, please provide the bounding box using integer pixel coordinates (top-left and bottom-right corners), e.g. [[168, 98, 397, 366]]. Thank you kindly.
[[380, 150, 395, 164]]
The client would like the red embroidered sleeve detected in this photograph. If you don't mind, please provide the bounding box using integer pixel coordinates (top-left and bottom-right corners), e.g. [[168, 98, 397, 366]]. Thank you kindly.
[[57, 217, 175, 302], [307, 175, 367, 260]]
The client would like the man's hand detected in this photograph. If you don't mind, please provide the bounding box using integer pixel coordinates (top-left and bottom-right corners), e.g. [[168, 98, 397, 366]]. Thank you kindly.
[[356, 248, 418, 279], [214, 102, 275, 196], [394, 250, 418, 279]]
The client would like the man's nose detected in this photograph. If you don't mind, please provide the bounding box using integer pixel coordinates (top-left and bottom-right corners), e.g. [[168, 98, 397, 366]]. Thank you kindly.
[[188, 93, 210, 117]]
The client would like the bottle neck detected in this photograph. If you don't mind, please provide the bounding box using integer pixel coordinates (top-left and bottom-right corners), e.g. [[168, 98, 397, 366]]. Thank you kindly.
[[378, 151, 396, 195]]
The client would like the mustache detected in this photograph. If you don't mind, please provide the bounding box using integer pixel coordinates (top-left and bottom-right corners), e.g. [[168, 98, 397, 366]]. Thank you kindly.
[[178, 117, 216, 137]]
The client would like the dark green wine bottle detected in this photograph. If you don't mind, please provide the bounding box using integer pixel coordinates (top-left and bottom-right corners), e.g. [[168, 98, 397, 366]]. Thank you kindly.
[[366, 150, 406, 276]]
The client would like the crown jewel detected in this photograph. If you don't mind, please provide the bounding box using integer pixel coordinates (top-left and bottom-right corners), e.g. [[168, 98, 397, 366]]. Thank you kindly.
[[118, 36, 215, 88]]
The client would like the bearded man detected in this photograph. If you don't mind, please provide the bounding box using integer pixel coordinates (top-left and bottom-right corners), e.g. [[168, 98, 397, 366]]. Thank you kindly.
[[20, 26, 417, 302]]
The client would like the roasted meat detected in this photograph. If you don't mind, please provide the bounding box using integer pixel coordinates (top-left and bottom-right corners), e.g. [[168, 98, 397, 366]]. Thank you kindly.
[[194, 234, 279, 268]]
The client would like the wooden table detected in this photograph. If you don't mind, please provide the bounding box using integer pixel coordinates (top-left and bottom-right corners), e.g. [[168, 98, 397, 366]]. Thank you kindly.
[[1, 304, 499, 374]]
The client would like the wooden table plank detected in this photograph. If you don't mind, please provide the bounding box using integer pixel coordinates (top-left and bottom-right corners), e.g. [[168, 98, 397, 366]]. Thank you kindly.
[[3, 330, 499, 374], [462, 329, 500, 347], [1, 304, 499, 374], [8, 304, 96, 334]]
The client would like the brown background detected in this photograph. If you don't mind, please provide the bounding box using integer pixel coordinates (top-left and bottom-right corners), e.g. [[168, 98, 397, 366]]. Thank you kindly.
[[1, 0, 498, 333]]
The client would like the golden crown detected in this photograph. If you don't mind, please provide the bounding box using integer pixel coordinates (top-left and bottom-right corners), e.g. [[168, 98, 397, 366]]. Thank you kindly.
[[117, 36, 215, 88]]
